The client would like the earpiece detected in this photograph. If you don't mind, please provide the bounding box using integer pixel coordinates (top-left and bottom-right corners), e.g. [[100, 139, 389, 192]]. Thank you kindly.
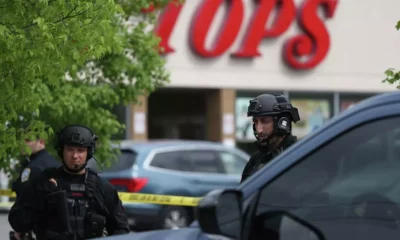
[[276, 117, 291, 134], [90, 134, 98, 157]]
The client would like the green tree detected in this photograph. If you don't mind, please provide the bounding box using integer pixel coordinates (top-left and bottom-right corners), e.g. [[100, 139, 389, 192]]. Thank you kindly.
[[1, 0, 175, 175], [383, 21, 400, 88]]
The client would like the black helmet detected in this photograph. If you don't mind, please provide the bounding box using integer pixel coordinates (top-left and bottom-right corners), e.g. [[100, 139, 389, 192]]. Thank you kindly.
[[247, 94, 300, 135], [56, 124, 98, 160], [248, 94, 300, 121]]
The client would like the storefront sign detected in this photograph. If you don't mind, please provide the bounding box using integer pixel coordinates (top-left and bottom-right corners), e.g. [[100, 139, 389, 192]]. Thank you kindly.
[[147, 0, 339, 70]]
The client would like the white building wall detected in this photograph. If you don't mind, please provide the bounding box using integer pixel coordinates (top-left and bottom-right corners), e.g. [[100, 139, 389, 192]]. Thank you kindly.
[[159, 0, 400, 93]]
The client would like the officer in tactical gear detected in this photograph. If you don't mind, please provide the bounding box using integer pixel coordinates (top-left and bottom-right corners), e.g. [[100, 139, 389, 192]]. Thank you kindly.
[[8, 124, 130, 239], [241, 94, 300, 183]]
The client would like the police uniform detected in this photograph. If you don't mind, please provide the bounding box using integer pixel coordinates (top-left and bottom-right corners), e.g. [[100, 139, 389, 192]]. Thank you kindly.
[[8, 124, 130, 239], [240, 94, 300, 183], [12, 149, 61, 196], [241, 135, 297, 182], [9, 166, 129, 239], [9, 149, 61, 240]]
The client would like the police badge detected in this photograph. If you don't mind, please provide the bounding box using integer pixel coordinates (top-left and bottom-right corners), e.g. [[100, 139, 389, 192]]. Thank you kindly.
[[21, 168, 31, 183]]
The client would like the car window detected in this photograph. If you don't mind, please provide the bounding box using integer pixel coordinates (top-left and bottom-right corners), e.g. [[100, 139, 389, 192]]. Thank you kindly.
[[87, 149, 137, 172], [185, 150, 224, 173], [250, 116, 400, 240], [149, 151, 191, 172], [218, 151, 247, 175]]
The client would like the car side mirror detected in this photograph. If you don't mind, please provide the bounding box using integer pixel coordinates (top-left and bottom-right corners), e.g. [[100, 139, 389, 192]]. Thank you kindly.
[[255, 210, 326, 240], [196, 189, 243, 239]]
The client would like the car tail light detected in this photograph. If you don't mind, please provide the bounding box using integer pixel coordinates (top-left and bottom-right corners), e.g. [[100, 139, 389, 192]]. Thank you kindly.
[[109, 178, 148, 192]]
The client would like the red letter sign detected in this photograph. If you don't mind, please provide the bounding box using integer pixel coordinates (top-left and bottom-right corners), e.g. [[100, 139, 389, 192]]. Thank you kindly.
[[190, 0, 244, 57], [232, 0, 296, 57], [154, 1, 184, 54], [283, 0, 338, 69], [150, 0, 338, 70]]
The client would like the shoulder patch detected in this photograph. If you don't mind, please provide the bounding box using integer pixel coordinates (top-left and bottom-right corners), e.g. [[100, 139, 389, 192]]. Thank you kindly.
[[21, 168, 31, 183]]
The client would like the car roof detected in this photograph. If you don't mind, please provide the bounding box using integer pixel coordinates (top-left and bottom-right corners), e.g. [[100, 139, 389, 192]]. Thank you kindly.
[[114, 139, 241, 152], [330, 91, 400, 121], [293, 91, 400, 143]]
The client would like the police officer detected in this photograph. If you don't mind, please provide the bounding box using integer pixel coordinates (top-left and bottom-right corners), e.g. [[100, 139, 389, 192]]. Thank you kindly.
[[241, 94, 300, 183], [8, 124, 130, 239], [12, 136, 62, 194], [11, 136, 61, 240]]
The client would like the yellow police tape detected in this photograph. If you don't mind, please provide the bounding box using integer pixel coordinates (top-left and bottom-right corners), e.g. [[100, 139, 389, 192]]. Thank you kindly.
[[0, 189, 202, 207], [0, 189, 15, 198], [118, 192, 202, 206]]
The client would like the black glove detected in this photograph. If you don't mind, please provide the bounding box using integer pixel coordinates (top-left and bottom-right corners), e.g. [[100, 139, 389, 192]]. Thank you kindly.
[[38, 179, 60, 197]]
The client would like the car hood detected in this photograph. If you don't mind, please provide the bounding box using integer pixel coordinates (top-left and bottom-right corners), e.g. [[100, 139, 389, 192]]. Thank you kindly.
[[96, 227, 203, 240]]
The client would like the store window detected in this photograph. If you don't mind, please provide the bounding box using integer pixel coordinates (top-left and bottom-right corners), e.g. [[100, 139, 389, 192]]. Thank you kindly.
[[289, 92, 334, 139], [148, 88, 207, 140]]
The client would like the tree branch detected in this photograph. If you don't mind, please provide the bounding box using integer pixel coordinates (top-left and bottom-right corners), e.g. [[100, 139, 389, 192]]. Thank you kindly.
[[53, 9, 87, 25], [20, 2, 112, 31], [21, 5, 79, 30]]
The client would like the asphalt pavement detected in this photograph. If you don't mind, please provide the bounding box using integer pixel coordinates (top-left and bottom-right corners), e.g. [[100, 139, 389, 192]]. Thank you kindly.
[[0, 213, 12, 238], [0, 213, 137, 237], [0, 209, 139, 237]]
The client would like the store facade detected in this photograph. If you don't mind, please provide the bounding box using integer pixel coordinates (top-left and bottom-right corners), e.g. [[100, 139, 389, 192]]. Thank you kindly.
[[121, 0, 400, 151]]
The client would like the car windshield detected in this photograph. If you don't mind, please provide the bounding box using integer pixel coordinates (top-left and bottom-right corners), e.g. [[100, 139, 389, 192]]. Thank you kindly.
[[254, 116, 400, 240], [87, 149, 137, 173]]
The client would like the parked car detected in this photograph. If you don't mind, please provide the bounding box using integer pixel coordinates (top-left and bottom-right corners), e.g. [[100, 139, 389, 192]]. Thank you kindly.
[[94, 91, 400, 240], [87, 139, 250, 231]]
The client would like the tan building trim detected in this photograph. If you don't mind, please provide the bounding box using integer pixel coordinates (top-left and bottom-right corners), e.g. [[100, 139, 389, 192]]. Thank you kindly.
[[130, 95, 148, 140], [206, 89, 236, 145]]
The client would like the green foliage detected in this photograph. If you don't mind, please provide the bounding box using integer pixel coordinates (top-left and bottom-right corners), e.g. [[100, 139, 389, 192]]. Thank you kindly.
[[382, 20, 400, 89], [0, 0, 176, 175]]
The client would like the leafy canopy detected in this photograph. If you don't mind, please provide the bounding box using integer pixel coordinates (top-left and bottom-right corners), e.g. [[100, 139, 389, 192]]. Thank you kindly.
[[0, 0, 177, 175]]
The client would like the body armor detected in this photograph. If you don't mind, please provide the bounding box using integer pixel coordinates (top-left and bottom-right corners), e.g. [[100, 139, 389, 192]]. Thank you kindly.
[[42, 169, 108, 240], [241, 135, 297, 183]]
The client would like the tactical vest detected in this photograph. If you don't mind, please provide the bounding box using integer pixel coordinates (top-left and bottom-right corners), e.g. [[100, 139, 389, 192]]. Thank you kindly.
[[41, 168, 109, 240], [241, 135, 297, 183]]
